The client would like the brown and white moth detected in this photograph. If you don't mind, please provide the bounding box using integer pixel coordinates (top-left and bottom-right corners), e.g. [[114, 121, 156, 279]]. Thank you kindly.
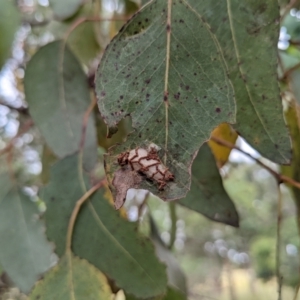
[[117, 146, 174, 190]]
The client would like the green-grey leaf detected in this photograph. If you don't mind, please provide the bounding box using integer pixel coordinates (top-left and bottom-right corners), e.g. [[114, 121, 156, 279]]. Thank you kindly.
[[49, 0, 83, 20], [29, 253, 112, 300], [96, 0, 235, 203], [24, 41, 97, 171], [278, 51, 300, 77], [0, 173, 53, 293], [179, 143, 239, 227], [68, 22, 101, 65], [96, 0, 290, 205], [41, 154, 168, 299], [0, 0, 20, 70], [45, 3, 101, 66], [200, 0, 290, 164]]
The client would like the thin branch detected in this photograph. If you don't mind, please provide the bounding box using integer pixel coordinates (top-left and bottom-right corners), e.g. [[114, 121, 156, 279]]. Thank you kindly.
[[0, 120, 34, 156], [65, 179, 106, 252], [280, 61, 300, 81], [168, 202, 177, 249], [276, 184, 283, 300], [281, 0, 298, 21], [288, 40, 300, 46], [79, 97, 97, 151], [63, 16, 130, 41], [210, 136, 300, 189], [22, 17, 51, 27]]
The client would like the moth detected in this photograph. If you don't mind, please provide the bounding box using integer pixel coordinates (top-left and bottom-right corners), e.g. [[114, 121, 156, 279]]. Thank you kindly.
[[117, 146, 174, 190]]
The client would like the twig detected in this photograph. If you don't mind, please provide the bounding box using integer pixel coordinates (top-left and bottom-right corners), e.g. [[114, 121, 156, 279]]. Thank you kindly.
[[280, 61, 300, 81], [281, 0, 298, 21], [63, 16, 130, 41], [0, 119, 34, 156], [168, 202, 177, 249], [276, 184, 283, 300], [65, 179, 106, 252], [79, 97, 97, 151], [22, 17, 51, 27], [210, 136, 300, 189], [289, 40, 300, 46]]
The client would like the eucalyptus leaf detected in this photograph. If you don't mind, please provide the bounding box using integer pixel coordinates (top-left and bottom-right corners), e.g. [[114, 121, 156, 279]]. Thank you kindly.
[[29, 253, 112, 300], [0, 0, 20, 70], [49, 0, 83, 20], [290, 70, 300, 106], [42, 154, 168, 299], [96, 0, 290, 206], [44, 3, 101, 65], [24, 41, 97, 171], [179, 143, 239, 227], [0, 173, 53, 293]]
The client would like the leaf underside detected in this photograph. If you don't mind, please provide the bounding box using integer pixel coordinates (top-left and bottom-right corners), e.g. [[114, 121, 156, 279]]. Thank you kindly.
[[96, 0, 291, 204], [24, 41, 97, 171], [29, 253, 112, 300], [179, 143, 239, 227], [0, 173, 53, 293]]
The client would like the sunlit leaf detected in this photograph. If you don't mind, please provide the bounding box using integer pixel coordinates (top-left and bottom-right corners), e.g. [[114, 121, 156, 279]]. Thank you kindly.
[[49, 0, 83, 20], [208, 123, 238, 168], [41, 154, 168, 299], [29, 253, 112, 300], [179, 143, 239, 227], [0, 173, 53, 293], [0, 0, 20, 70], [24, 41, 97, 171], [96, 0, 290, 206], [282, 100, 300, 231], [125, 0, 140, 15]]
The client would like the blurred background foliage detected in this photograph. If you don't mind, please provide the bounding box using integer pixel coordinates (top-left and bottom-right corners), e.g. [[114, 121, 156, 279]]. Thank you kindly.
[[1, 0, 300, 300]]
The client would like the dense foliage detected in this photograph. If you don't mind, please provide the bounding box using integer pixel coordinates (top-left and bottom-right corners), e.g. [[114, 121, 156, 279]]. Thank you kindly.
[[1, 0, 300, 299]]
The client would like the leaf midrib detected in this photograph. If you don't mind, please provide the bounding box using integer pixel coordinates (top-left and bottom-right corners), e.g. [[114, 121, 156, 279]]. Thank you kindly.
[[87, 202, 159, 288]]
